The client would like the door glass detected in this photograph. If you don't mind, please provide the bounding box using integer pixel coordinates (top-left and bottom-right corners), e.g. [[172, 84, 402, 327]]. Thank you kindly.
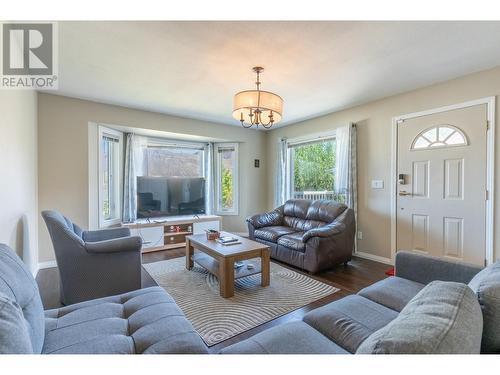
[[411, 125, 467, 150], [438, 126, 454, 141], [423, 128, 437, 142]]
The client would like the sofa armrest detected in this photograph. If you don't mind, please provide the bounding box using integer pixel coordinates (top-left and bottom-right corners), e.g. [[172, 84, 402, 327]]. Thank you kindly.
[[246, 206, 284, 229], [395, 250, 482, 285], [302, 222, 345, 242], [83, 227, 131, 242], [85, 236, 142, 254]]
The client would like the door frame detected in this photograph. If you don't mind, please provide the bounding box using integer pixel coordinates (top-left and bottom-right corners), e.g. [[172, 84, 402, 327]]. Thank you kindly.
[[390, 96, 496, 265]]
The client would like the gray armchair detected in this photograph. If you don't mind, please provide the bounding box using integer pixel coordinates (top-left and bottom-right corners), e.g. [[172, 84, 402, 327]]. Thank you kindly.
[[41, 210, 142, 305]]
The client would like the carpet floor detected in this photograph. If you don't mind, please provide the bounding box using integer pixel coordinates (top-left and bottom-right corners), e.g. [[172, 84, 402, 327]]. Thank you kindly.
[[143, 256, 339, 346]]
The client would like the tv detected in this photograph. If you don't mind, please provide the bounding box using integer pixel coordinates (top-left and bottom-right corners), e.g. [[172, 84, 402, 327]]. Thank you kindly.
[[136, 176, 206, 219]]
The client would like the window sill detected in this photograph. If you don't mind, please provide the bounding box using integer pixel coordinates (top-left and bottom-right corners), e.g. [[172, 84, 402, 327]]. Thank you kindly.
[[215, 211, 239, 217], [99, 218, 122, 228]]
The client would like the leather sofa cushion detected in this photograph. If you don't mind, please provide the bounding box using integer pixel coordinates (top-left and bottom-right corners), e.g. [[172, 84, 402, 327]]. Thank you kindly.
[[43, 287, 207, 354], [306, 200, 347, 222], [468, 261, 500, 353], [358, 276, 425, 312], [247, 207, 283, 229], [283, 216, 325, 232], [281, 199, 348, 232], [220, 321, 349, 354], [357, 281, 483, 354], [277, 232, 306, 252], [283, 199, 310, 219], [254, 226, 297, 243], [303, 295, 398, 353]]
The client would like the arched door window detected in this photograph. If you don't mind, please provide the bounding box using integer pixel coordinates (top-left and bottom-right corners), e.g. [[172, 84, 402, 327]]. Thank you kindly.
[[411, 125, 468, 150]]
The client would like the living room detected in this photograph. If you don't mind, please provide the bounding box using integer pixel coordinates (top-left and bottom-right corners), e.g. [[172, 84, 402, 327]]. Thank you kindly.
[[1, 0, 500, 372]]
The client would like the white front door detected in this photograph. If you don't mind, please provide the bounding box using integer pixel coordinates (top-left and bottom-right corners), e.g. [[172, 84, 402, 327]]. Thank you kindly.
[[396, 104, 487, 266]]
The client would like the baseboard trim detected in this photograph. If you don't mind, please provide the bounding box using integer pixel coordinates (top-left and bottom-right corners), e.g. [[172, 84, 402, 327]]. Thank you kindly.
[[354, 251, 393, 265]]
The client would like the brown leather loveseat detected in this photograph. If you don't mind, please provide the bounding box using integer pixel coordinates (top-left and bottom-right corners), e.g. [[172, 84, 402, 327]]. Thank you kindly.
[[247, 199, 355, 273]]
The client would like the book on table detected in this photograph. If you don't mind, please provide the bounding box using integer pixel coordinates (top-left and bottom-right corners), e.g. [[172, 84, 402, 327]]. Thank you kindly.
[[216, 236, 241, 245]]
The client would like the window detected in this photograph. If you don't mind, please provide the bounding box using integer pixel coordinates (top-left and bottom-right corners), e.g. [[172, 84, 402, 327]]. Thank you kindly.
[[142, 139, 205, 177], [215, 143, 239, 215], [411, 125, 468, 150], [287, 136, 345, 203], [98, 127, 123, 227]]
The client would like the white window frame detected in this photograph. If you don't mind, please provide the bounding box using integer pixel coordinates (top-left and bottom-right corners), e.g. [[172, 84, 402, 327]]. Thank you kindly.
[[98, 126, 123, 228], [214, 142, 239, 216], [286, 131, 337, 200], [143, 137, 206, 177]]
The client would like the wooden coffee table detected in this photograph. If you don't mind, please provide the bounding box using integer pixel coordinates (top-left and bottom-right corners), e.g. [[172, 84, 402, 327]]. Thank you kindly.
[[185, 233, 270, 298]]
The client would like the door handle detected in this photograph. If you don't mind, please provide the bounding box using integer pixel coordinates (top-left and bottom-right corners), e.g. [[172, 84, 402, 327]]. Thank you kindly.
[[399, 191, 412, 196]]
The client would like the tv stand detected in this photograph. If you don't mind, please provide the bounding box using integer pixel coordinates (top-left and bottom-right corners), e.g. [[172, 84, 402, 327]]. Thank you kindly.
[[122, 214, 222, 253]]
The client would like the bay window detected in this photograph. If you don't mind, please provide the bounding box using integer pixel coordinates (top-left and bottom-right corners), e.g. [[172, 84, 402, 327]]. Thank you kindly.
[[98, 126, 123, 227], [214, 143, 239, 215]]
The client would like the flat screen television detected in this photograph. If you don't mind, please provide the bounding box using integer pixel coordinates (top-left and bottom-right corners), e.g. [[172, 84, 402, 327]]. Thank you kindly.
[[136, 176, 206, 219]]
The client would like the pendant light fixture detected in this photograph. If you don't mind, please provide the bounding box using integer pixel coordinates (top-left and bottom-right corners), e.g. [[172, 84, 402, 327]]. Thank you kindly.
[[232, 67, 283, 129]]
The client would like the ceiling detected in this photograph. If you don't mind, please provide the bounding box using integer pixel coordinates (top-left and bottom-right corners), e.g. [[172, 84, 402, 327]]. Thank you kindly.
[[52, 21, 500, 127]]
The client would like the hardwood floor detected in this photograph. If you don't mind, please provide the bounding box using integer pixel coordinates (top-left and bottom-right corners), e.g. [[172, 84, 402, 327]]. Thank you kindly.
[[36, 249, 389, 353]]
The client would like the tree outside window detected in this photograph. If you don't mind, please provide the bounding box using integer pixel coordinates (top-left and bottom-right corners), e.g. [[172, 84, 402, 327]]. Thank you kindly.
[[222, 167, 233, 208], [215, 143, 238, 215], [293, 140, 336, 192], [290, 138, 344, 203]]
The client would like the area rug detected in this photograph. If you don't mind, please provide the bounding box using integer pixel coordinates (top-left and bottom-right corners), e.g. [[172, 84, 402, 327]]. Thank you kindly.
[[143, 257, 339, 346]]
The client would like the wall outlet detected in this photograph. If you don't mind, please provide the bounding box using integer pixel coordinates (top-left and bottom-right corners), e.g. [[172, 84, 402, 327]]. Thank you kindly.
[[357, 231, 363, 240]]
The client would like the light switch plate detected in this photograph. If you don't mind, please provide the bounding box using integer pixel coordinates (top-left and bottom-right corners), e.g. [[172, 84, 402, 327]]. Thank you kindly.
[[371, 180, 384, 189]]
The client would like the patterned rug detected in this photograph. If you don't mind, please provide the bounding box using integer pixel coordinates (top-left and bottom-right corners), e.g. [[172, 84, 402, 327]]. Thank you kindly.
[[143, 256, 338, 346]]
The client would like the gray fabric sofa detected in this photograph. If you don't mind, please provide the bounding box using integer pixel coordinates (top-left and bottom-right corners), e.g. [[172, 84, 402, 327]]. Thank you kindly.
[[221, 251, 500, 354], [42, 210, 143, 305], [247, 199, 355, 273], [0, 243, 207, 354]]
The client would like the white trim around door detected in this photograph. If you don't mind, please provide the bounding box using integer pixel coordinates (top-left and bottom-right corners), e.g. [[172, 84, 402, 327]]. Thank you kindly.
[[390, 96, 496, 265]]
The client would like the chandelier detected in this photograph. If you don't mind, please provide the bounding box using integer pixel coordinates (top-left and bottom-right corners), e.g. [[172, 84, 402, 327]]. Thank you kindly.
[[232, 67, 283, 129]]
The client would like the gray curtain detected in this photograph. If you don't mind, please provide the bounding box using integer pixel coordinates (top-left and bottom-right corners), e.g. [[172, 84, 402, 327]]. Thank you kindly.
[[122, 133, 136, 222], [335, 123, 357, 210], [204, 143, 214, 214], [348, 123, 358, 221], [334, 123, 358, 250], [275, 138, 288, 207]]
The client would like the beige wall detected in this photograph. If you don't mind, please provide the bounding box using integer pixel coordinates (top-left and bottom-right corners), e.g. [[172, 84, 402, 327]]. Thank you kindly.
[[267, 65, 500, 262], [37, 65, 500, 265], [0, 90, 38, 273], [38, 93, 268, 262]]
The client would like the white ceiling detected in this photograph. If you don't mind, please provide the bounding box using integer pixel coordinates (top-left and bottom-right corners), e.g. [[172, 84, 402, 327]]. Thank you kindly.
[[53, 21, 500, 127]]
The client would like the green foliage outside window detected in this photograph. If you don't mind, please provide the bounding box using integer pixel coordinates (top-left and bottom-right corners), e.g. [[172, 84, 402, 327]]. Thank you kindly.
[[221, 167, 233, 208], [103, 200, 110, 219], [293, 140, 336, 192]]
